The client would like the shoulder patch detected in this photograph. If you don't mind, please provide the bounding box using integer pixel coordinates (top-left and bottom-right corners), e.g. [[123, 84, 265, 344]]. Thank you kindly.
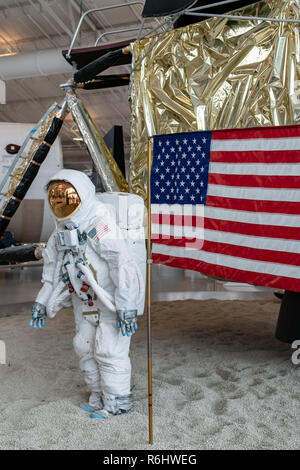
[[88, 221, 110, 243]]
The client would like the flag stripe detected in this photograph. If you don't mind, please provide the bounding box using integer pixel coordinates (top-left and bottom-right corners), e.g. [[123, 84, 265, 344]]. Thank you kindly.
[[152, 223, 204, 238], [152, 243, 300, 279], [153, 236, 300, 267], [206, 196, 300, 214], [207, 184, 300, 202], [151, 204, 300, 227], [210, 150, 300, 163], [208, 174, 300, 188], [93, 221, 110, 242], [212, 125, 300, 140], [204, 217, 300, 241], [152, 252, 300, 292], [152, 227, 300, 254], [151, 204, 202, 216], [202, 240, 300, 266], [152, 213, 204, 227], [209, 162, 300, 175], [153, 235, 204, 249], [152, 213, 300, 240], [211, 137, 300, 152]]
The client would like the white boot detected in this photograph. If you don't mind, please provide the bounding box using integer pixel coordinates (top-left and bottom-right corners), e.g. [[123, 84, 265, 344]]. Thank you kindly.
[[90, 392, 134, 419], [80, 391, 103, 413]]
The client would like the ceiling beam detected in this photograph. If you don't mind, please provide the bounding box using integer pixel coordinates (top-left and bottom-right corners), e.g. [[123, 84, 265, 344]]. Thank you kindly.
[[0, 1, 150, 52], [27, 0, 66, 41], [0, 0, 57, 21], [67, 0, 76, 33], [123, 0, 144, 24], [13, 0, 60, 48], [37, 0, 74, 39], [69, 0, 100, 38]]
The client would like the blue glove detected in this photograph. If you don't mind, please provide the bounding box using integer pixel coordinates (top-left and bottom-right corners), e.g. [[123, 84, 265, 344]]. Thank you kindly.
[[29, 302, 47, 329], [116, 309, 138, 336]]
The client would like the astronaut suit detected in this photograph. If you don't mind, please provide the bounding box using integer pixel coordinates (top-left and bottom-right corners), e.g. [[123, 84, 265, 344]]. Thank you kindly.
[[30, 169, 146, 419]]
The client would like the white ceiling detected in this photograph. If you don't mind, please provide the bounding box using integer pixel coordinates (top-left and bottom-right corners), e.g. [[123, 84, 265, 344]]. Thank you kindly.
[[0, 0, 153, 169]]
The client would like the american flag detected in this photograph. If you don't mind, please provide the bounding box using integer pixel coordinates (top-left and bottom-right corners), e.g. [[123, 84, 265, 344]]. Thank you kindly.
[[151, 126, 300, 292], [93, 220, 110, 243]]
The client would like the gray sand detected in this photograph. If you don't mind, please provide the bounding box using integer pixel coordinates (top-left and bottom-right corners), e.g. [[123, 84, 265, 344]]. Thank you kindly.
[[0, 299, 299, 450]]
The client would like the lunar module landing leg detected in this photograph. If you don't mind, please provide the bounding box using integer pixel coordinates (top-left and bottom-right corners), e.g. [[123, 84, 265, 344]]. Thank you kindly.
[[0, 101, 66, 236], [0, 84, 129, 246]]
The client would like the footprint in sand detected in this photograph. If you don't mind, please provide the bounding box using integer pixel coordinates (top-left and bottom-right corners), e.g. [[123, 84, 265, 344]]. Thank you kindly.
[[186, 388, 205, 401], [251, 378, 263, 386], [278, 369, 288, 377], [160, 376, 183, 387], [213, 398, 228, 416], [206, 379, 238, 395], [264, 386, 277, 396], [254, 385, 277, 400], [228, 391, 245, 400], [216, 368, 239, 383], [195, 371, 209, 379]]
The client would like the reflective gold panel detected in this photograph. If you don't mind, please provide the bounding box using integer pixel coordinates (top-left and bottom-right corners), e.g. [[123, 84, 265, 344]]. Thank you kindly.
[[129, 0, 300, 200], [48, 181, 81, 220]]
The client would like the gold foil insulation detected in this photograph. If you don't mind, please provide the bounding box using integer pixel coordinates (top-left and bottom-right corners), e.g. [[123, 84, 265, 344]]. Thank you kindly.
[[129, 0, 300, 200], [8, 110, 57, 195]]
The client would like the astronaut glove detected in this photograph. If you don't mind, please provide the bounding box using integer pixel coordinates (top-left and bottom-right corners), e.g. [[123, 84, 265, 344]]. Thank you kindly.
[[116, 309, 138, 336], [29, 302, 47, 329]]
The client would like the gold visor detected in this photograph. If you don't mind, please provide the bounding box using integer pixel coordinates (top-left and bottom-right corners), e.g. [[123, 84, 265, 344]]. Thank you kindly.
[[48, 181, 81, 220]]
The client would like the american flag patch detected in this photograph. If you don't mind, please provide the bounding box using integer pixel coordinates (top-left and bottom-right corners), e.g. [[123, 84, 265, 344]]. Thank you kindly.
[[88, 221, 110, 243]]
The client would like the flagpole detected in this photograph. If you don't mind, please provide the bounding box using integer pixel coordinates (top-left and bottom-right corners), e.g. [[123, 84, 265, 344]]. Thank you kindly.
[[147, 136, 153, 445]]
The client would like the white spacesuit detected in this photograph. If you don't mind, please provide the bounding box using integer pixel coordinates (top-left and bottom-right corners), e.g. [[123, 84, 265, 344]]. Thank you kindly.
[[30, 169, 146, 419]]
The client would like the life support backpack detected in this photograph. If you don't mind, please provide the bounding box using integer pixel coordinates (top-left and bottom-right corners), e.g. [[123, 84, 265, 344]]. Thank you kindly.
[[96, 192, 146, 316]]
